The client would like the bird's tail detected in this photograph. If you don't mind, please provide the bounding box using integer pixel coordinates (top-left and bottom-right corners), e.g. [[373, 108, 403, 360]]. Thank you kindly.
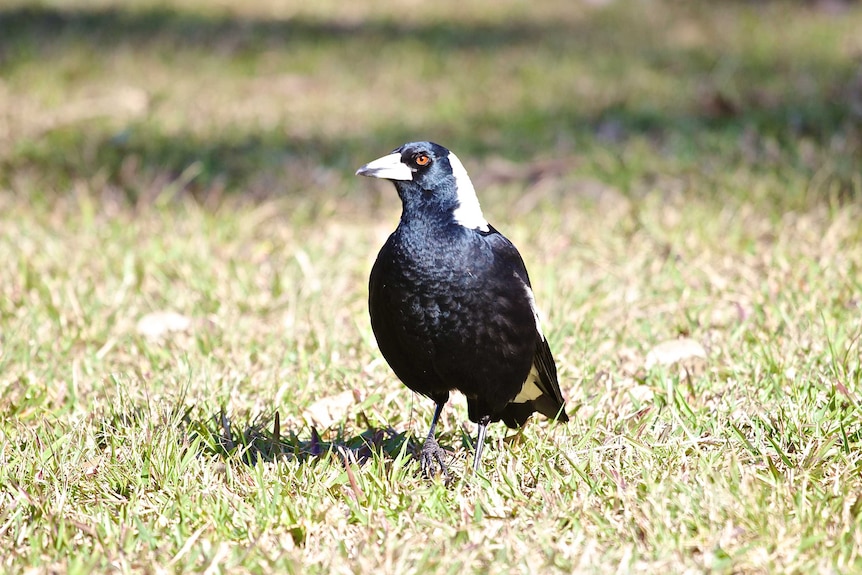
[[499, 338, 569, 428]]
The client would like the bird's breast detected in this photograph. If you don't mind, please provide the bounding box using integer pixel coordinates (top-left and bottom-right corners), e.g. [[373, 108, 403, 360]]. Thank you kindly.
[[371, 232, 534, 353]]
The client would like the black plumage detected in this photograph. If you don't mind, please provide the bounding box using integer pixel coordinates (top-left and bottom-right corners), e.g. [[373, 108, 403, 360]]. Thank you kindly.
[[356, 141, 568, 474]]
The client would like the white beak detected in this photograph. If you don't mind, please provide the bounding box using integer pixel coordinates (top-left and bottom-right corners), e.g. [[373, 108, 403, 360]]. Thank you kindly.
[[355, 152, 413, 181]]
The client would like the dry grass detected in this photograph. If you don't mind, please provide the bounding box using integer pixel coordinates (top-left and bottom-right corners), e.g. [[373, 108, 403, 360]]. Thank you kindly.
[[1, 0, 862, 573]]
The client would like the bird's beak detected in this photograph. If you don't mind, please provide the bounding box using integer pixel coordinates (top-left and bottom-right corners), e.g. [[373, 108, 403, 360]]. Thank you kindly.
[[355, 152, 413, 181]]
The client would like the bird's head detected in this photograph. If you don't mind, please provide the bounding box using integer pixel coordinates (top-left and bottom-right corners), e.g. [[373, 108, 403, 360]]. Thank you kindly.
[[356, 141, 489, 231]]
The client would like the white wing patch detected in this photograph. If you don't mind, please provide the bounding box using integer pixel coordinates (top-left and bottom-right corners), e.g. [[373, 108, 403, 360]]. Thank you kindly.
[[448, 152, 490, 232], [513, 364, 543, 403], [513, 277, 547, 404], [519, 274, 545, 341]]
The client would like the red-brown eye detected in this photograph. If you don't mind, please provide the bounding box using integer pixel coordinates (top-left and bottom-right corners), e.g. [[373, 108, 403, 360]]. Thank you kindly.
[[414, 154, 430, 166]]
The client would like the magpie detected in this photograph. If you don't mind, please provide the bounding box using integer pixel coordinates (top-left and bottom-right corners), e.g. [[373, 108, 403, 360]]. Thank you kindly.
[[356, 141, 568, 475]]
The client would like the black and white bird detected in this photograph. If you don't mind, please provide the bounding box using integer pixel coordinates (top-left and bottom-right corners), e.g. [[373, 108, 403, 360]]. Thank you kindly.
[[356, 141, 568, 474]]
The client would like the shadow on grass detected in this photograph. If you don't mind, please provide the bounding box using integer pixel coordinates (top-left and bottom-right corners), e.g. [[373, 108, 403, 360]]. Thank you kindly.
[[190, 408, 412, 467], [96, 404, 417, 468], [1, 3, 860, 202], [0, 5, 580, 56], [2, 2, 859, 60], [11, 98, 858, 206]]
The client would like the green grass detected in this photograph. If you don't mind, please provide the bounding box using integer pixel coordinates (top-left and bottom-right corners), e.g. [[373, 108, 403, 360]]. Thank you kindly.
[[2, 0, 862, 573]]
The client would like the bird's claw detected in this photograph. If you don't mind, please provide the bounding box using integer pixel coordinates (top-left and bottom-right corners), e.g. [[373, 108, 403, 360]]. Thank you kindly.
[[419, 437, 449, 478]]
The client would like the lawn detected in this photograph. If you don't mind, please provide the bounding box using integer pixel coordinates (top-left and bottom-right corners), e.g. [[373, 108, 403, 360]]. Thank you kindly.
[[1, 0, 862, 573]]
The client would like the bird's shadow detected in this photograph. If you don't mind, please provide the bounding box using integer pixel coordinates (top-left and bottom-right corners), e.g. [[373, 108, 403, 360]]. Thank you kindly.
[[186, 408, 415, 467], [95, 404, 430, 469]]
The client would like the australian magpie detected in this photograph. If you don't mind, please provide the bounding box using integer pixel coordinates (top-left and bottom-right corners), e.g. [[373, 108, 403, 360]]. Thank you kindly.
[[356, 141, 568, 475]]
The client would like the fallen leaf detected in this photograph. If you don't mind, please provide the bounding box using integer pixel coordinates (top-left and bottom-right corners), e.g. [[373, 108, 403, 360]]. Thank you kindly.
[[81, 455, 103, 478], [629, 385, 655, 403], [136, 311, 192, 338], [302, 390, 356, 429], [645, 338, 708, 371]]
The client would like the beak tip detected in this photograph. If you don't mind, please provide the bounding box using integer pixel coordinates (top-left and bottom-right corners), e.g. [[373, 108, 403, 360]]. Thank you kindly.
[[355, 164, 371, 177]]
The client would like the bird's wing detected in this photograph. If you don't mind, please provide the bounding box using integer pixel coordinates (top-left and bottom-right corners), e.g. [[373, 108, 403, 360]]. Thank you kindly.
[[530, 335, 568, 421], [483, 227, 568, 424]]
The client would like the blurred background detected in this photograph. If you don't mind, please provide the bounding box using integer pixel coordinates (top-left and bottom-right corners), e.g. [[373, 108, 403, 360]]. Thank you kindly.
[[2, 0, 860, 208]]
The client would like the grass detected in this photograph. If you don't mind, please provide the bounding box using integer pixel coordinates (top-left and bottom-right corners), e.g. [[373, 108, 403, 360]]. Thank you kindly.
[[1, 0, 862, 572]]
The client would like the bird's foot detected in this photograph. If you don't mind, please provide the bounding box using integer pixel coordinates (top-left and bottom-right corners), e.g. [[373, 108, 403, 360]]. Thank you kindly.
[[419, 437, 449, 478]]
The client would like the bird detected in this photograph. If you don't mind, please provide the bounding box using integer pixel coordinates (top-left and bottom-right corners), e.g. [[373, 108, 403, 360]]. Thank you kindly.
[[356, 141, 568, 475]]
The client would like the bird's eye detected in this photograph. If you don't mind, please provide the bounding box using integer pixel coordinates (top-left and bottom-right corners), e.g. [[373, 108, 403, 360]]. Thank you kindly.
[[414, 154, 430, 167]]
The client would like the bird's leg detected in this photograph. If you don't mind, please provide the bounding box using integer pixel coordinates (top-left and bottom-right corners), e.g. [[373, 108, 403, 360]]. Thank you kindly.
[[420, 400, 449, 477], [472, 415, 492, 471]]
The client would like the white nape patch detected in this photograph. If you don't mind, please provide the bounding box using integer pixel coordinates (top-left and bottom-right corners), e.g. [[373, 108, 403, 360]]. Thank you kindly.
[[518, 274, 545, 341], [513, 365, 543, 403], [448, 152, 489, 232], [356, 152, 413, 181]]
